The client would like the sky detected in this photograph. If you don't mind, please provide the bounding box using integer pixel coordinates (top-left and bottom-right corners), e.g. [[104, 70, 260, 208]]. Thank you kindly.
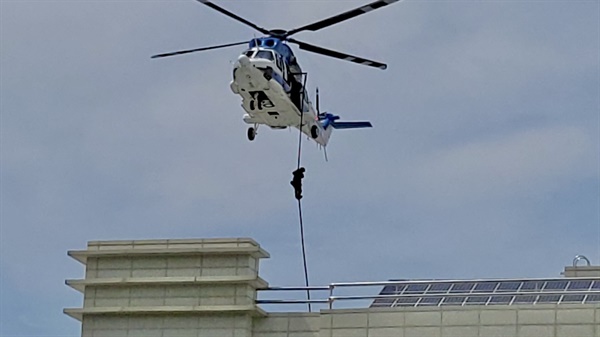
[[1, 0, 599, 335]]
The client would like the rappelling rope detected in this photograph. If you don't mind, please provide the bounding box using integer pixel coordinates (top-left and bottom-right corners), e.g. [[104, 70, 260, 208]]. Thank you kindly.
[[297, 199, 311, 312], [294, 73, 311, 312]]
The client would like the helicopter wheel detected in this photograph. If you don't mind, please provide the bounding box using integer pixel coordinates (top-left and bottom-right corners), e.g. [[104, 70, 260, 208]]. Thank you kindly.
[[249, 100, 255, 111], [247, 127, 256, 141], [257, 100, 263, 110], [310, 125, 319, 139]]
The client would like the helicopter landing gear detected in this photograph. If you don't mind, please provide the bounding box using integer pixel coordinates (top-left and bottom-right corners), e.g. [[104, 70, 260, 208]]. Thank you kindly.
[[247, 125, 258, 141], [310, 125, 319, 139]]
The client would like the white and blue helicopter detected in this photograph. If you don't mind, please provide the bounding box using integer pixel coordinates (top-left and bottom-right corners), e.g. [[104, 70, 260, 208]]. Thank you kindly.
[[153, 0, 399, 146]]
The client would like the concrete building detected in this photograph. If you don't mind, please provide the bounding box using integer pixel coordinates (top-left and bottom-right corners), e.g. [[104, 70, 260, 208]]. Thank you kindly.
[[65, 238, 600, 337]]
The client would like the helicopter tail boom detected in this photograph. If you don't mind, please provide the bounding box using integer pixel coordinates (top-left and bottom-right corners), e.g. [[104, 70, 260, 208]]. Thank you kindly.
[[330, 121, 373, 129], [319, 113, 372, 130]]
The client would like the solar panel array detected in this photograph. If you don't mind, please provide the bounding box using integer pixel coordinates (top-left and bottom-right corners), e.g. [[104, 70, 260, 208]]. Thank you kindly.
[[370, 278, 600, 308]]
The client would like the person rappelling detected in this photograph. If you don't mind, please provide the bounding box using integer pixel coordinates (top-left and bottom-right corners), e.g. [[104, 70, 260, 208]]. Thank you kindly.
[[290, 167, 305, 200]]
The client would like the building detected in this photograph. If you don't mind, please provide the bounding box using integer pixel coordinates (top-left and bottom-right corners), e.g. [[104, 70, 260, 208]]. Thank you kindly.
[[64, 238, 600, 337]]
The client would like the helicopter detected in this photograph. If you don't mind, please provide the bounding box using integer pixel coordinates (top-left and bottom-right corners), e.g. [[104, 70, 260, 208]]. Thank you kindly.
[[152, 0, 399, 146]]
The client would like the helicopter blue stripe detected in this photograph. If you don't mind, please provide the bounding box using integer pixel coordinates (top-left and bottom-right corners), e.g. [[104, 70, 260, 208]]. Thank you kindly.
[[270, 71, 291, 92]]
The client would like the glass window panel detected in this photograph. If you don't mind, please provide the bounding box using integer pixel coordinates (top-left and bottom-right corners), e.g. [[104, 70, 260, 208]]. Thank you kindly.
[[585, 294, 600, 303], [394, 297, 418, 307], [513, 295, 537, 304], [489, 295, 513, 305], [537, 295, 560, 303], [441, 296, 466, 306], [465, 296, 489, 304], [497, 281, 521, 292], [520, 281, 545, 291], [255, 50, 274, 61], [591, 281, 600, 290], [543, 281, 567, 291], [428, 283, 452, 293], [418, 296, 442, 306], [561, 294, 585, 303], [567, 280, 592, 291], [405, 284, 428, 293], [450, 283, 474, 293], [473, 282, 498, 293]]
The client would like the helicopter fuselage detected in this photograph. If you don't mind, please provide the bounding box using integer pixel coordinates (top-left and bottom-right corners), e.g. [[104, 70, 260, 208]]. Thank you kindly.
[[230, 39, 332, 146]]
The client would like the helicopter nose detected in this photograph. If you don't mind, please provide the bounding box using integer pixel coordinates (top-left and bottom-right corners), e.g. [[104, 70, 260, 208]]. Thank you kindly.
[[238, 54, 250, 66]]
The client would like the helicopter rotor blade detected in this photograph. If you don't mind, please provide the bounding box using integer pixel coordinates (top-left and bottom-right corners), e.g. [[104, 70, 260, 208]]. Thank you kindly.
[[196, 0, 270, 35], [151, 41, 249, 59], [316, 87, 320, 115], [285, 0, 400, 37], [288, 38, 387, 70]]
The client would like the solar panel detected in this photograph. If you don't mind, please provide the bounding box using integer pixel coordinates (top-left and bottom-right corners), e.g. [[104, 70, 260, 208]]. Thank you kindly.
[[497, 281, 521, 292], [370, 278, 600, 308], [473, 282, 498, 293], [465, 296, 489, 305], [512, 295, 537, 304], [520, 281, 545, 292], [394, 297, 418, 307], [428, 283, 452, 293], [441, 296, 466, 306], [543, 281, 567, 291], [567, 280, 591, 291], [418, 296, 442, 305], [560, 294, 585, 303], [380, 285, 404, 295], [404, 284, 428, 294], [585, 294, 600, 303], [371, 298, 395, 307], [488, 295, 512, 305], [537, 295, 561, 304], [450, 283, 474, 293]]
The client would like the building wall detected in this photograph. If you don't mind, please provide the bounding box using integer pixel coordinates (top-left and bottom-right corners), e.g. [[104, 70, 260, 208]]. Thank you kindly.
[[83, 283, 256, 307], [253, 313, 320, 337], [80, 306, 600, 337], [65, 239, 269, 337], [318, 306, 600, 337], [86, 255, 259, 279], [82, 314, 253, 337], [66, 239, 600, 337]]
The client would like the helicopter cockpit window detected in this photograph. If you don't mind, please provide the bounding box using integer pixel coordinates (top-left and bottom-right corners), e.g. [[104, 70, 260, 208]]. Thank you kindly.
[[244, 50, 255, 57], [254, 50, 274, 61]]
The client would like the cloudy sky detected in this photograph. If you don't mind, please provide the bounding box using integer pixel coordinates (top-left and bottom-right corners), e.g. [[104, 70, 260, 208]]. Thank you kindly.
[[1, 0, 599, 334]]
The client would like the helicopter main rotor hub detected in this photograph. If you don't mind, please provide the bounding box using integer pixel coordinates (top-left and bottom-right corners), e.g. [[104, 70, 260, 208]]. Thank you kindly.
[[268, 29, 288, 39]]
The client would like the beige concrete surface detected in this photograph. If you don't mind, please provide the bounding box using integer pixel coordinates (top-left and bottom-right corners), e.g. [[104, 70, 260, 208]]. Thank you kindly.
[[65, 238, 600, 337]]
